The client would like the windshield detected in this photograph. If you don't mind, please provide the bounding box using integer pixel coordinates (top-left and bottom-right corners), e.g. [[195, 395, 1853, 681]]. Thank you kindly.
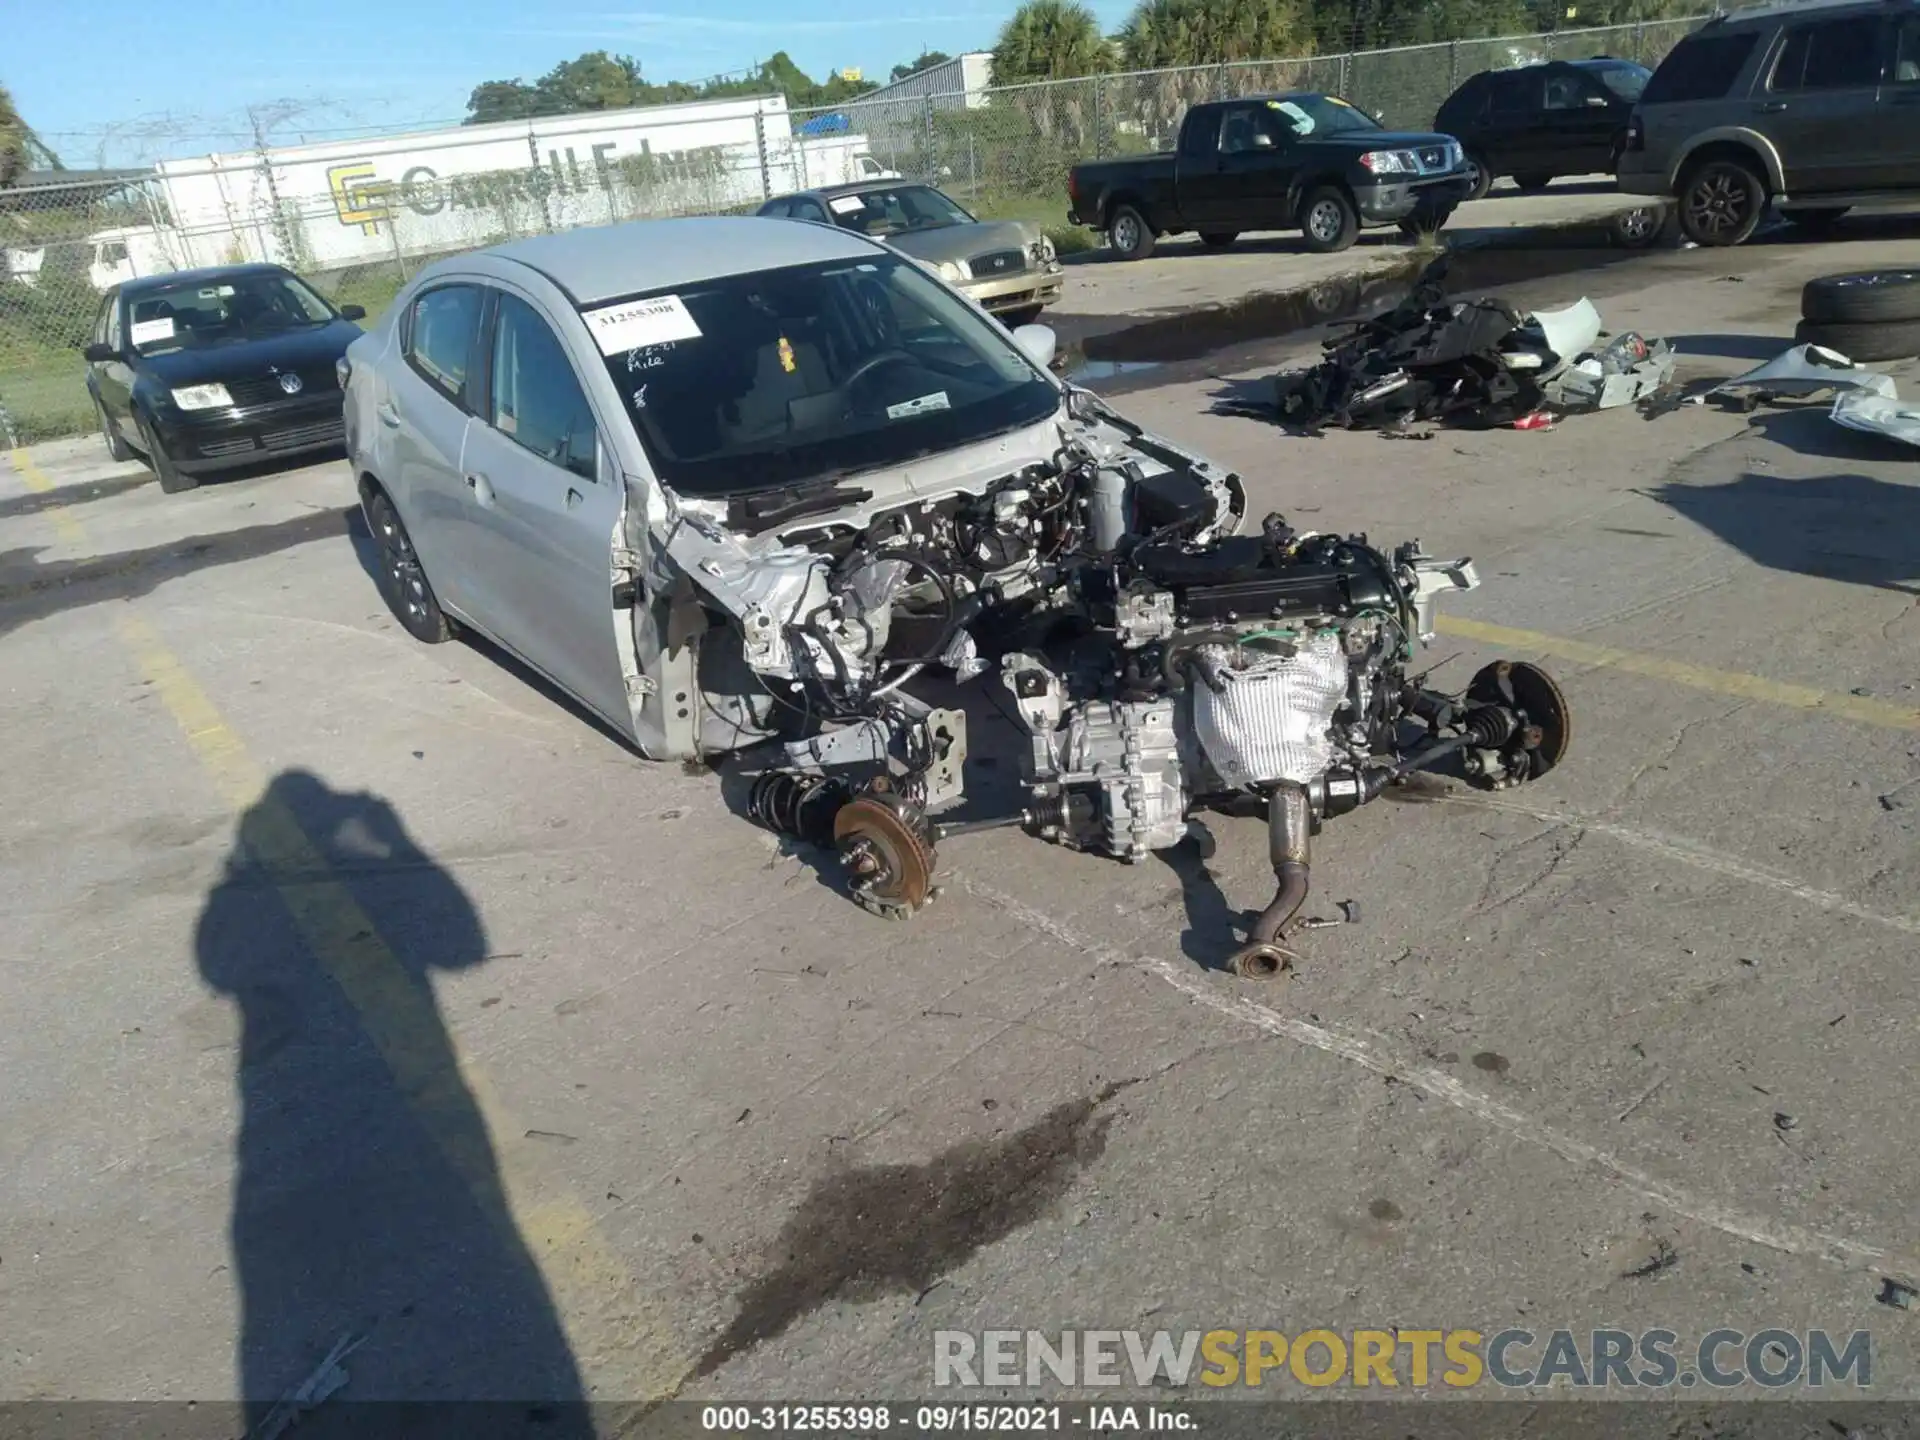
[[1266, 93, 1381, 138], [587, 253, 1058, 498], [823, 185, 973, 238], [1591, 62, 1650, 101], [126, 272, 336, 353]]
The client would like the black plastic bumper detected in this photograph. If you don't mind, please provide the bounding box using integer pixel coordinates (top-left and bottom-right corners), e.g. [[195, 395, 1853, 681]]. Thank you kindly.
[[155, 394, 346, 473], [1355, 173, 1475, 223]]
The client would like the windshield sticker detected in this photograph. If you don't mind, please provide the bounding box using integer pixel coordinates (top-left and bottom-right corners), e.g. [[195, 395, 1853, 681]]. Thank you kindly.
[[584, 294, 702, 356], [626, 342, 674, 372], [129, 317, 175, 345], [829, 195, 867, 215], [886, 391, 950, 421], [1274, 101, 1313, 132]]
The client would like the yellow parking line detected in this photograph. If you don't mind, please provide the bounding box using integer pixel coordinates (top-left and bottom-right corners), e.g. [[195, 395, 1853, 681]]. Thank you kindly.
[[8, 446, 86, 545], [8, 444, 690, 1401], [1438, 615, 1920, 733]]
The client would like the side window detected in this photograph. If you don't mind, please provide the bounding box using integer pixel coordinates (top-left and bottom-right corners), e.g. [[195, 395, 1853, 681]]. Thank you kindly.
[[1218, 105, 1273, 154], [1545, 70, 1609, 109], [1896, 13, 1920, 82], [405, 284, 483, 404], [793, 198, 831, 223], [488, 292, 599, 482], [1489, 74, 1536, 116], [1643, 32, 1760, 102], [762, 198, 792, 218], [1770, 16, 1884, 91], [1179, 107, 1221, 157], [106, 296, 124, 350], [92, 294, 113, 346]]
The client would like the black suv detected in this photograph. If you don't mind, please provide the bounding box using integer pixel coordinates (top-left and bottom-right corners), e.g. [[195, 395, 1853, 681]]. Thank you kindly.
[[1618, 0, 1920, 245], [1436, 58, 1651, 199]]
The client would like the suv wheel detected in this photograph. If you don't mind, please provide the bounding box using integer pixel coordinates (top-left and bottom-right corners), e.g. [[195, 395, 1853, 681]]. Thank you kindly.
[[1514, 173, 1554, 192], [1678, 157, 1766, 247], [1463, 153, 1493, 202]]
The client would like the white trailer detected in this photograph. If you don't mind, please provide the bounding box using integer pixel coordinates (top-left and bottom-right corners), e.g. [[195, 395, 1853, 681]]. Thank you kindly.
[[131, 94, 883, 281]]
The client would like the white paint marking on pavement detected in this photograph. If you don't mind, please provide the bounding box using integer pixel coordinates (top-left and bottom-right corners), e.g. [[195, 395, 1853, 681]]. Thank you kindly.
[[1449, 794, 1920, 938], [956, 875, 1917, 1283]]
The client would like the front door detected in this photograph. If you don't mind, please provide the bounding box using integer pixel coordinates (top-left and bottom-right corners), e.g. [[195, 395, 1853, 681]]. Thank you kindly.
[[91, 291, 137, 426], [1185, 101, 1296, 231], [387, 281, 484, 618], [1539, 66, 1627, 176], [1874, 11, 1920, 185], [1760, 12, 1887, 195], [458, 287, 631, 732]]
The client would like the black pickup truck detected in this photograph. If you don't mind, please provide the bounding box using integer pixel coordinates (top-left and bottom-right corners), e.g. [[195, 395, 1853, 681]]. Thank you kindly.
[[1066, 93, 1475, 260]]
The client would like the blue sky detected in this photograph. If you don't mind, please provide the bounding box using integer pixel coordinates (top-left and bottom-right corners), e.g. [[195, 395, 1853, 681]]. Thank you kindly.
[[11, 0, 1138, 166]]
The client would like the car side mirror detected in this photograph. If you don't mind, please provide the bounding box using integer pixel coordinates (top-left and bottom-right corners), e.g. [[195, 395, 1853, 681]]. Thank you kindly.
[[83, 341, 118, 362], [339, 303, 367, 321], [1012, 323, 1057, 370]]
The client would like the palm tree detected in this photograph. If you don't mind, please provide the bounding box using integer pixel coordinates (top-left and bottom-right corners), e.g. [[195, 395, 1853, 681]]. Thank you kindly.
[[0, 85, 25, 188], [1119, 0, 1310, 70], [991, 0, 1114, 83]]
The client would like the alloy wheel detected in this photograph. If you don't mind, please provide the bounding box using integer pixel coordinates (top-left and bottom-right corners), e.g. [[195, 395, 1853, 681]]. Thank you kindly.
[[376, 502, 432, 626], [1686, 170, 1747, 240], [1308, 200, 1343, 244], [1111, 213, 1140, 253]]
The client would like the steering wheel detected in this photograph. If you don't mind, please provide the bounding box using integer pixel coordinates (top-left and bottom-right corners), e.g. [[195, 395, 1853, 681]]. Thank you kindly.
[[841, 348, 917, 401]]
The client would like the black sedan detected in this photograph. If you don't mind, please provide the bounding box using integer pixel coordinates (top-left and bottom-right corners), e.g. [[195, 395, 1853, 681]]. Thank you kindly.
[[83, 263, 366, 493]]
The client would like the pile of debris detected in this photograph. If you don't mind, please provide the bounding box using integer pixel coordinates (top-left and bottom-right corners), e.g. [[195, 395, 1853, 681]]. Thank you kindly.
[[1238, 255, 1675, 434]]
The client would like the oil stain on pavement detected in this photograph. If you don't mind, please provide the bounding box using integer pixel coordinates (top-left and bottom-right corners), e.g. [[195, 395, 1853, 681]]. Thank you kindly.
[[696, 1080, 1136, 1377]]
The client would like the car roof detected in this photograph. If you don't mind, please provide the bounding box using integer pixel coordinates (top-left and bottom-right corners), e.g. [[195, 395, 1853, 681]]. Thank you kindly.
[[777, 178, 940, 201], [484, 215, 885, 304], [118, 263, 290, 297], [1710, 0, 1885, 26]]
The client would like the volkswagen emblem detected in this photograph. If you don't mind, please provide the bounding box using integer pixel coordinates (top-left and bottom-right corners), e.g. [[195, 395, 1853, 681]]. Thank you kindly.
[[278, 372, 304, 395]]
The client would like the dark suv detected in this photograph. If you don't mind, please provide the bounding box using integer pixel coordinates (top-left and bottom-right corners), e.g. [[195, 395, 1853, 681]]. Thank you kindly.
[[1436, 58, 1651, 199], [1618, 0, 1920, 245]]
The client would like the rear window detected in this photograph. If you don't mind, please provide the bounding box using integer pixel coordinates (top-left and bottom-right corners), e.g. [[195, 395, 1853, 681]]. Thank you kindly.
[[1770, 16, 1884, 91], [1642, 31, 1760, 103], [1592, 63, 1650, 101]]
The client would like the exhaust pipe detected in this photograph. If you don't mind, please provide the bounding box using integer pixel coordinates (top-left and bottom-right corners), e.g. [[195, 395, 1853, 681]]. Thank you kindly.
[[1228, 782, 1311, 979]]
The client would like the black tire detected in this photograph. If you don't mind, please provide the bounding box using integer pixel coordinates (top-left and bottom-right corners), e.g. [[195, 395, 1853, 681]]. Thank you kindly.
[[1514, 173, 1555, 192], [1463, 153, 1493, 202], [1793, 316, 1920, 363], [1198, 231, 1238, 249], [1782, 206, 1850, 236], [366, 489, 452, 643], [1801, 269, 1920, 326], [1298, 185, 1359, 253], [1609, 204, 1667, 249], [137, 416, 197, 494], [1677, 155, 1766, 247], [1106, 203, 1155, 261], [95, 395, 132, 462]]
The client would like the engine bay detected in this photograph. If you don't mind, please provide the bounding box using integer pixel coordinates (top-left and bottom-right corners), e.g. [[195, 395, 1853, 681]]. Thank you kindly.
[[654, 386, 1571, 975]]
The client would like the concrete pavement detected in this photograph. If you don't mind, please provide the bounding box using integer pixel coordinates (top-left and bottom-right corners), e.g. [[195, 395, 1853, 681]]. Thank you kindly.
[[3, 220, 1919, 1429]]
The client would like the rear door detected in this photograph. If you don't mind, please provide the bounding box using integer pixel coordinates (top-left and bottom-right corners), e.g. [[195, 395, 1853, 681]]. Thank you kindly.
[[386, 282, 484, 618], [458, 287, 630, 731], [1760, 12, 1887, 194], [1875, 10, 1920, 184], [1485, 70, 1544, 176]]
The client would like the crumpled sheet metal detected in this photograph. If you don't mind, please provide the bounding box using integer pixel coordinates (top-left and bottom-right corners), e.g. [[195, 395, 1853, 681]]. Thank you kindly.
[[1543, 336, 1677, 412], [1688, 343, 1897, 404], [1831, 390, 1920, 448]]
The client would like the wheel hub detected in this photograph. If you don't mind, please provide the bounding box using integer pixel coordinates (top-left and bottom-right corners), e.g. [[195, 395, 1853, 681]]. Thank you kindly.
[[832, 790, 936, 919]]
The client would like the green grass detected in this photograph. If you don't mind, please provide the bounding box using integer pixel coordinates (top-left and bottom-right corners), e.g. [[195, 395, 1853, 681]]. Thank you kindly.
[[0, 345, 95, 445]]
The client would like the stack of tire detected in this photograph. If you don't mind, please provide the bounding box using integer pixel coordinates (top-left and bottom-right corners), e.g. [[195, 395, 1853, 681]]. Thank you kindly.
[[1796, 270, 1920, 362]]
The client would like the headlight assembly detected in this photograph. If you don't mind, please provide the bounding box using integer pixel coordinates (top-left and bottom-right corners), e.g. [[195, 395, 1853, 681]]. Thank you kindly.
[[171, 383, 234, 411]]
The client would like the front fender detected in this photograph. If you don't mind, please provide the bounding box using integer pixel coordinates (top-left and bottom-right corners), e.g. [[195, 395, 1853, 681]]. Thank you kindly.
[[1668, 127, 1785, 193]]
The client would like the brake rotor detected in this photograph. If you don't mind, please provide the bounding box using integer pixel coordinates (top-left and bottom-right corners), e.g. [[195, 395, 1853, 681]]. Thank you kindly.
[[833, 791, 937, 919], [1468, 660, 1572, 780]]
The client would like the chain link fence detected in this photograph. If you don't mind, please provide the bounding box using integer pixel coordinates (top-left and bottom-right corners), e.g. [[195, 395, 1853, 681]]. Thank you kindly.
[[1, 15, 1703, 446]]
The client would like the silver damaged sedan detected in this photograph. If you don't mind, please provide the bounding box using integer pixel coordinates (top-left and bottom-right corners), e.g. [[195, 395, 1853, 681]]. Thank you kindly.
[[342, 216, 1569, 973]]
